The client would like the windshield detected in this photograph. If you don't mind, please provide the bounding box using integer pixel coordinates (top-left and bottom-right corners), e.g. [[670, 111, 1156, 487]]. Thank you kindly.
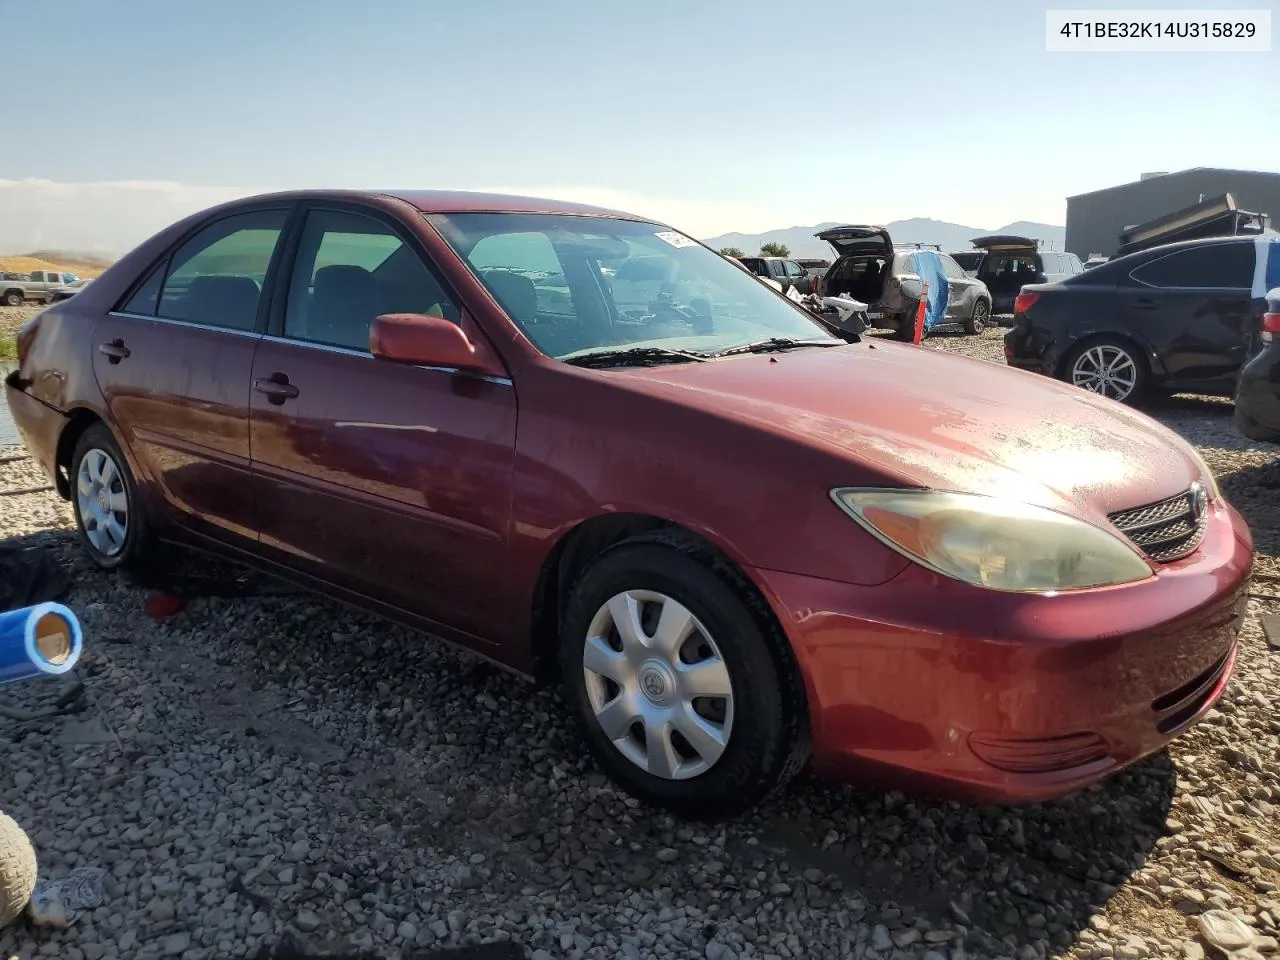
[[425, 212, 840, 361]]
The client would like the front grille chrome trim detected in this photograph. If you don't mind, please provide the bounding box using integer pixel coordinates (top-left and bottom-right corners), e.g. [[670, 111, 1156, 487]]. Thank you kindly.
[[1108, 484, 1209, 563]]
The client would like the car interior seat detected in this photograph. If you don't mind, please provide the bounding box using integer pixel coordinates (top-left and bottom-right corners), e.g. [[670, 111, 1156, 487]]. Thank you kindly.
[[182, 275, 261, 330], [310, 265, 379, 350]]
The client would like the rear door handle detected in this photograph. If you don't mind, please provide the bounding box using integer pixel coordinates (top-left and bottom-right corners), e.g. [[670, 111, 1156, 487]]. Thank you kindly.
[[254, 374, 299, 405], [98, 339, 130, 363], [1134, 298, 1159, 309]]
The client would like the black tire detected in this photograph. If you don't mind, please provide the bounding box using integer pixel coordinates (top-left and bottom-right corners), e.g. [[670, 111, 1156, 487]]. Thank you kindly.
[[69, 423, 153, 570], [893, 306, 918, 342], [964, 298, 990, 335], [557, 532, 810, 819], [3, 290, 23, 307], [1060, 337, 1150, 405]]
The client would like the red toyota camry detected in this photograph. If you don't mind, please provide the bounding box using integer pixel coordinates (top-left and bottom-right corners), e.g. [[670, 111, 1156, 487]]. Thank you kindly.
[[4, 190, 1251, 817]]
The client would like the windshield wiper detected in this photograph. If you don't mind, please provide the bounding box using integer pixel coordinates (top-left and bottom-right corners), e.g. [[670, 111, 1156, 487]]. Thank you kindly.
[[714, 337, 842, 357], [562, 346, 711, 369]]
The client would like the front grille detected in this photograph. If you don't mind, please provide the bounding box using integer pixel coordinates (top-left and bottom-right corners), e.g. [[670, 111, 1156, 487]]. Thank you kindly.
[[1108, 486, 1208, 562]]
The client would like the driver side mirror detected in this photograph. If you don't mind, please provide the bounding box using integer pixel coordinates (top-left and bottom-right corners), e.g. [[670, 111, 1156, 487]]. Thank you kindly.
[[370, 313, 488, 371]]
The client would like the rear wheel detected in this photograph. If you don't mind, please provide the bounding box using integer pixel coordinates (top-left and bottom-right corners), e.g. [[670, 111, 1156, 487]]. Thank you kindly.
[[965, 298, 990, 335], [3, 290, 23, 307], [70, 424, 153, 570], [893, 305, 919, 341], [1064, 339, 1149, 404], [557, 533, 809, 819]]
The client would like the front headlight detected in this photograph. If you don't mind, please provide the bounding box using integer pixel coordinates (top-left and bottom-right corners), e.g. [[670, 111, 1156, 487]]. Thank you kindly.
[[831, 488, 1153, 593]]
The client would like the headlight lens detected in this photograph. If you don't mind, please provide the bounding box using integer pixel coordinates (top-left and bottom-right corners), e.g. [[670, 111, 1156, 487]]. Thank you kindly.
[[831, 488, 1153, 593]]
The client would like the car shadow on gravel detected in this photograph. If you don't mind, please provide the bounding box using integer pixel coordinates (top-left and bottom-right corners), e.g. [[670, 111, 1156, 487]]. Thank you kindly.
[[6, 529, 1179, 958], [740, 756, 1176, 956], [188, 547, 1177, 958]]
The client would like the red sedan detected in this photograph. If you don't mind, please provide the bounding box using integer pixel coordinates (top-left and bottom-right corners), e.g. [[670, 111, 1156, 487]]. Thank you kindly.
[[4, 190, 1251, 817]]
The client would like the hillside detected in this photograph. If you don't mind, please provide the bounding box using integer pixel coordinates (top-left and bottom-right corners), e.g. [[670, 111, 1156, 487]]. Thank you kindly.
[[704, 219, 1066, 260], [0, 251, 114, 278]]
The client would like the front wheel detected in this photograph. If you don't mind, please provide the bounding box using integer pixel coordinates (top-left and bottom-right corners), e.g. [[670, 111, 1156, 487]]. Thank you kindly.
[[1063, 338, 1149, 404], [2, 291, 23, 307], [557, 534, 809, 819], [965, 298, 990, 335], [70, 424, 154, 570]]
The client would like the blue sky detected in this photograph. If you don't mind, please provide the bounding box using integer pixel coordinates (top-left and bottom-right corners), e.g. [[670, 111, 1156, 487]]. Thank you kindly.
[[3, 0, 1277, 251]]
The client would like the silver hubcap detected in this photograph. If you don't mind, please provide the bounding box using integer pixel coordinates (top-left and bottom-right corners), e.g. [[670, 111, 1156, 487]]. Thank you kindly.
[[1071, 345, 1137, 400], [582, 590, 734, 780], [76, 449, 128, 556]]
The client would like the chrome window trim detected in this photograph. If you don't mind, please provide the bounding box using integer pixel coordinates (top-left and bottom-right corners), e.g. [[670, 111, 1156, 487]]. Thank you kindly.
[[104, 312, 513, 386], [107, 311, 263, 338], [259, 335, 513, 386]]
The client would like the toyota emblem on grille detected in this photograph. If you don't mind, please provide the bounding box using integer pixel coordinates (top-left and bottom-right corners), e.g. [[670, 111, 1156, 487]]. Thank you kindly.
[[1188, 481, 1208, 521]]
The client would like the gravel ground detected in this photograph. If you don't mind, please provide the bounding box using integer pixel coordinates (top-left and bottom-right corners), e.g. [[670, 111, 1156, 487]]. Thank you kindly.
[[0, 306, 41, 361], [0, 326, 1278, 960]]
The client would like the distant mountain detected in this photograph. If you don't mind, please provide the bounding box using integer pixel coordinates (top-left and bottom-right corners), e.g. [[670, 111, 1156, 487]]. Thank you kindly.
[[704, 219, 1066, 260]]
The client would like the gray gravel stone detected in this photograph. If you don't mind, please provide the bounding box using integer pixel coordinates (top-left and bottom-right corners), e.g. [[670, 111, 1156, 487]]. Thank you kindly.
[[1, 326, 1278, 959]]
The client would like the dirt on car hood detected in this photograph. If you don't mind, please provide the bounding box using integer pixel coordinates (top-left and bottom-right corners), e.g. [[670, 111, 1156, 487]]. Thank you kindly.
[[617, 340, 1206, 522]]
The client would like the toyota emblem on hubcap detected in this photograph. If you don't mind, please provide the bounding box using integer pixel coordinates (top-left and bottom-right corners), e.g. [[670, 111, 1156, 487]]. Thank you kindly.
[[641, 671, 666, 699]]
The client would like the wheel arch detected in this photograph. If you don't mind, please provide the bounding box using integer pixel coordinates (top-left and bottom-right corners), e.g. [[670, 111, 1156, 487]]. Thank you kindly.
[[527, 512, 794, 686], [53, 406, 108, 500], [1055, 330, 1162, 381]]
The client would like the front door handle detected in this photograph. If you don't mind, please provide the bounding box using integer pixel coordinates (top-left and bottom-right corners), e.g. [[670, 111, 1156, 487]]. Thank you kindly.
[[1134, 298, 1159, 310], [98, 339, 130, 364], [254, 373, 299, 405]]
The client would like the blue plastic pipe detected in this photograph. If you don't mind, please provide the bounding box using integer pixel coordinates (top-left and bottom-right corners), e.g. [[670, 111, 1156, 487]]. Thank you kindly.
[[0, 602, 83, 686]]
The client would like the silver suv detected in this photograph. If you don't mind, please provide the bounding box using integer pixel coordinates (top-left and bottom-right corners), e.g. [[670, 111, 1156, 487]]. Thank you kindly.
[[816, 226, 993, 339]]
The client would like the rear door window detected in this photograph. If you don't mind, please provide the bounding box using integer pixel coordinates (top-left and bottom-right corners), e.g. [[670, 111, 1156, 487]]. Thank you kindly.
[[1129, 243, 1254, 289], [156, 209, 289, 330]]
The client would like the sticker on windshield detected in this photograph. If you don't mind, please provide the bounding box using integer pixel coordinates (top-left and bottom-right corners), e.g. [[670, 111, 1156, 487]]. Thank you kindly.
[[654, 231, 697, 248]]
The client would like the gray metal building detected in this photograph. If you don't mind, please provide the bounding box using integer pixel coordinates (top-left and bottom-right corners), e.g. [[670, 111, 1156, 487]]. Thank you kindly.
[[1065, 168, 1280, 258]]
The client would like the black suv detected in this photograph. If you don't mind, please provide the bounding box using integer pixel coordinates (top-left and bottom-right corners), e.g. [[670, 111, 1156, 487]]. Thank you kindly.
[[968, 236, 1084, 313], [1004, 236, 1267, 404]]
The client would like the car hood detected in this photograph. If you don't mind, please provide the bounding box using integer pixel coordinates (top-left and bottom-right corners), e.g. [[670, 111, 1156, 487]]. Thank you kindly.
[[612, 342, 1205, 522]]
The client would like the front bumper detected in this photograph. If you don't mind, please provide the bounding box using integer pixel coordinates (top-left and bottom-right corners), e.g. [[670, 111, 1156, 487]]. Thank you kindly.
[[752, 498, 1252, 803]]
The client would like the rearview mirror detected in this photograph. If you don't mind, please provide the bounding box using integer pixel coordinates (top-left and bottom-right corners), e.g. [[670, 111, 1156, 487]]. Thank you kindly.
[[370, 313, 487, 371]]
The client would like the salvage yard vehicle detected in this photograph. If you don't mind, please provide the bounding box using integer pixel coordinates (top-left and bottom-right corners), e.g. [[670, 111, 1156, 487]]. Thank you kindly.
[[1232, 286, 1280, 443], [0, 270, 79, 307], [817, 226, 993, 337], [4, 189, 1250, 817], [1004, 235, 1273, 404], [47, 278, 93, 303], [970, 236, 1083, 313], [735, 256, 814, 295]]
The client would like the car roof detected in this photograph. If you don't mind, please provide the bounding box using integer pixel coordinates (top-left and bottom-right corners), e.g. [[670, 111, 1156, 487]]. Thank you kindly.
[[199, 189, 655, 222]]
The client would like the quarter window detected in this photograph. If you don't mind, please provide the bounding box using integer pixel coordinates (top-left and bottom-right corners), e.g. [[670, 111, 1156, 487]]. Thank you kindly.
[[284, 209, 458, 352], [1129, 243, 1254, 289], [156, 209, 288, 330]]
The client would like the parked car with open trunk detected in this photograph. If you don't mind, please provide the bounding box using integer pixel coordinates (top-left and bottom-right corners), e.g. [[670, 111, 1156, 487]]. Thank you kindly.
[[817, 226, 992, 336]]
